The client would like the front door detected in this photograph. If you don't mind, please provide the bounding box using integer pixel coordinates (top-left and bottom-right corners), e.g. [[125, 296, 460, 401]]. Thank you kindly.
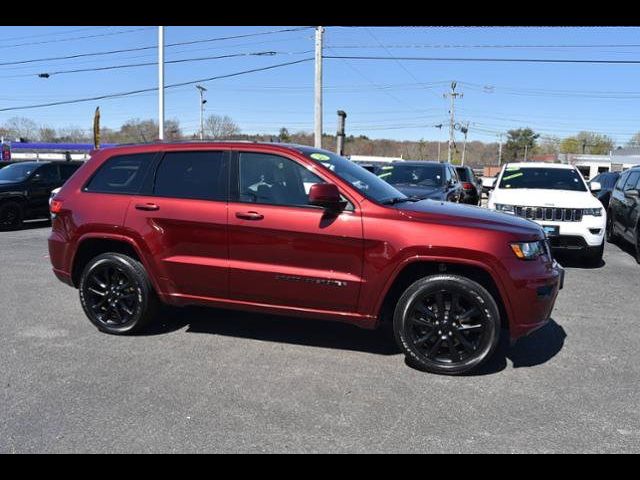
[[227, 150, 364, 313]]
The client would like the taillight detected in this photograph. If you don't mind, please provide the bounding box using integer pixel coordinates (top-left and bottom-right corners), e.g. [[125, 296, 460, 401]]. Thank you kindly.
[[462, 182, 474, 190], [50, 199, 63, 215]]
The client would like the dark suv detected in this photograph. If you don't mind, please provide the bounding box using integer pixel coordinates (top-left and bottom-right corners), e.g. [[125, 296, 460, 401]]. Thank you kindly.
[[455, 166, 482, 205], [607, 167, 640, 262], [0, 161, 82, 230], [48, 143, 564, 375], [376, 161, 463, 202]]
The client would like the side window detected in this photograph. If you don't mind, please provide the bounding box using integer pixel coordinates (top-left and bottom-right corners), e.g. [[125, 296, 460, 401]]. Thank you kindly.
[[614, 172, 628, 191], [238, 152, 324, 207], [37, 164, 60, 183], [624, 172, 640, 191], [154, 151, 228, 201], [60, 163, 80, 181], [444, 167, 452, 183], [85, 153, 155, 194]]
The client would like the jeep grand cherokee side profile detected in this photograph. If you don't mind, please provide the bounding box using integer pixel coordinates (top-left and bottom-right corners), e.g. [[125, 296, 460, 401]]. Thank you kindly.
[[49, 143, 564, 375]]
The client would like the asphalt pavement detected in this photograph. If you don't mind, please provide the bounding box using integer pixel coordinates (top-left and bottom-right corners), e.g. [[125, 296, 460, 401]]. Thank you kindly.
[[0, 222, 638, 453]]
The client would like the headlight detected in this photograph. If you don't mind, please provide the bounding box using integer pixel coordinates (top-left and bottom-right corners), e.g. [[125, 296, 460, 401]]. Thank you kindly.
[[510, 240, 546, 260], [494, 203, 515, 213], [583, 208, 602, 217]]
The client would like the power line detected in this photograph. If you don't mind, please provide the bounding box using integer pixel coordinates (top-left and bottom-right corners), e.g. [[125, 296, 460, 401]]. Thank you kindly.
[[1, 51, 304, 79], [0, 27, 154, 50], [0, 26, 111, 44], [0, 27, 313, 67], [324, 55, 640, 65], [326, 43, 640, 49], [0, 58, 313, 113]]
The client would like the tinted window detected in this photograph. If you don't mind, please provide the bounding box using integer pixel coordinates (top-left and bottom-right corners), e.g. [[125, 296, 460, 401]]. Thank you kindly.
[[456, 167, 470, 181], [0, 162, 38, 182], [36, 164, 60, 183], [239, 152, 323, 207], [378, 164, 444, 187], [60, 163, 81, 181], [154, 151, 227, 201], [623, 172, 640, 191], [85, 153, 155, 194], [499, 167, 587, 192]]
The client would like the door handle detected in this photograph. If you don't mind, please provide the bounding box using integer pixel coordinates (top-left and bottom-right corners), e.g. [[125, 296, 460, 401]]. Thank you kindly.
[[235, 211, 264, 220], [135, 203, 160, 211]]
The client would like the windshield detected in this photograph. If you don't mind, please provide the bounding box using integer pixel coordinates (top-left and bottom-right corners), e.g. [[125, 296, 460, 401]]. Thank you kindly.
[[377, 164, 444, 187], [298, 148, 406, 204], [499, 167, 587, 192], [0, 163, 37, 182]]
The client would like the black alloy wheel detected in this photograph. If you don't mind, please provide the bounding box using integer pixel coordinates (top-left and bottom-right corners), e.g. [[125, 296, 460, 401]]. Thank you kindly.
[[394, 274, 500, 375], [79, 253, 158, 334], [606, 212, 617, 243]]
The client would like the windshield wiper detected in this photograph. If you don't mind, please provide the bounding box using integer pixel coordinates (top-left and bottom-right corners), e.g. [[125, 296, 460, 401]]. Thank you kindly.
[[381, 196, 419, 205]]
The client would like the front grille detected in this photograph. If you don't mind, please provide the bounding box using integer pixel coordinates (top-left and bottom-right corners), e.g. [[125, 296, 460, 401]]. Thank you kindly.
[[514, 206, 583, 222], [548, 235, 587, 250]]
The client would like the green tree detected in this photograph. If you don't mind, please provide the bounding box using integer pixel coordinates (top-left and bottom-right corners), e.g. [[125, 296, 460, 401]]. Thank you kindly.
[[504, 128, 540, 161], [560, 131, 613, 155], [278, 127, 290, 143]]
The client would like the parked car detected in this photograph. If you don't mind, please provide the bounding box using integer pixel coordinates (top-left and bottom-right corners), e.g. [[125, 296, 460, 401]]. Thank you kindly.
[[487, 162, 606, 265], [0, 161, 83, 230], [480, 175, 497, 196], [589, 171, 620, 209], [455, 166, 482, 205], [376, 161, 463, 202], [606, 167, 640, 262], [48, 143, 563, 375]]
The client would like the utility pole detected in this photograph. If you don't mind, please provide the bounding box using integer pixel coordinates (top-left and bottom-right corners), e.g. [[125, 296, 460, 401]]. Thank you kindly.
[[196, 85, 207, 140], [461, 122, 469, 166], [336, 110, 347, 156], [444, 81, 462, 164], [158, 26, 165, 141], [498, 133, 503, 166], [434, 123, 443, 162], [314, 26, 324, 149], [524, 144, 528, 161]]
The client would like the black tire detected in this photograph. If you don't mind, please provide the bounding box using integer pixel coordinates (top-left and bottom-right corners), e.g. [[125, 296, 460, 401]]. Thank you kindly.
[[393, 274, 500, 375], [583, 242, 604, 267], [606, 212, 617, 244], [79, 253, 159, 334], [0, 201, 24, 231]]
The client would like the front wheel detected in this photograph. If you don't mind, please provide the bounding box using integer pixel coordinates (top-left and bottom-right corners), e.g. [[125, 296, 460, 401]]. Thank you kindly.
[[79, 253, 159, 334], [606, 212, 617, 243], [393, 274, 500, 375]]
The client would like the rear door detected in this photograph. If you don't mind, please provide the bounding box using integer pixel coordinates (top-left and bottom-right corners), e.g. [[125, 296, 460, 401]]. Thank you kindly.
[[124, 150, 230, 300], [619, 171, 640, 240], [27, 163, 60, 216], [609, 171, 629, 232], [227, 149, 363, 313]]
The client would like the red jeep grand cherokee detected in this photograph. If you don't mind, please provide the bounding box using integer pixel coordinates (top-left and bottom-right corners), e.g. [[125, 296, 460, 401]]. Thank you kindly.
[[49, 142, 564, 375]]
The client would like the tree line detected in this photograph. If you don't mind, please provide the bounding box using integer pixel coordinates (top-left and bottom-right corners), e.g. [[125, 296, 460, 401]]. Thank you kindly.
[[1, 115, 636, 167]]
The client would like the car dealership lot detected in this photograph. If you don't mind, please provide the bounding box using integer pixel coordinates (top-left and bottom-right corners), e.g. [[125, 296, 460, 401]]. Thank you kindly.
[[1, 224, 639, 453]]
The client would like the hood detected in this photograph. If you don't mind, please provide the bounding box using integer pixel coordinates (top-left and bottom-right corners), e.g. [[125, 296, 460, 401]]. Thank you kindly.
[[393, 184, 445, 200], [490, 188, 602, 209], [395, 199, 543, 238]]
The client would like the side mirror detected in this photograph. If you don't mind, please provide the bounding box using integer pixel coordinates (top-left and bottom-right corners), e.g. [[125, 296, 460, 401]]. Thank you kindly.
[[624, 189, 639, 198], [589, 181, 602, 192], [308, 183, 346, 211]]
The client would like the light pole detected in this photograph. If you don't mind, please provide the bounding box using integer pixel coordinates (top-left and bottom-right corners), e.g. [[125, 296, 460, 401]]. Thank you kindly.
[[158, 26, 164, 141], [196, 85, 207, 140], [314, 26, 324, 148], [460, 122, 469, 166], [434, 123, 443, 162]]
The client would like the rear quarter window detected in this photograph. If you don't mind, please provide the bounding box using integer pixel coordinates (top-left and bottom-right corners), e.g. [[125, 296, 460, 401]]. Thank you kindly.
[[84, 153, 156, 194]]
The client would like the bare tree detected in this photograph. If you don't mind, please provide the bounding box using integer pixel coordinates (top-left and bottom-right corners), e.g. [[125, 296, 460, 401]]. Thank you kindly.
[[203, 114, 240, 139], [3, 117, 39, 141]]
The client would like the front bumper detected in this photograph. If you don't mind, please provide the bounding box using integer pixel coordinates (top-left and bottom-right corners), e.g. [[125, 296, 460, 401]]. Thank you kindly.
[[504, 257, 564, 340]]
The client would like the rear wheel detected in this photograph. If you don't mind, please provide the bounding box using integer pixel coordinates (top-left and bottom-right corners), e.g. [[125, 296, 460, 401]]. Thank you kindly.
[[0, 201, 23, 231], [79, 253, 159, 334], [393, 274, 500, 375]]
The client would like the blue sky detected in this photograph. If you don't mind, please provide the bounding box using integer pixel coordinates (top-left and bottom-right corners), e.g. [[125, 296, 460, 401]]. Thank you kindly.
[[2, 26, 640, 145]]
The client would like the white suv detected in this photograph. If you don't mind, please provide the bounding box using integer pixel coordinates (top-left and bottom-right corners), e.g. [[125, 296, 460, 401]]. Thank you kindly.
[[487, 162, 606, 264]]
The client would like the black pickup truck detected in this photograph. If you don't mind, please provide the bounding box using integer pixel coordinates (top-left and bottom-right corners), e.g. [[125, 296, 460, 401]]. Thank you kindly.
[[0, 161, 83, 230]]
